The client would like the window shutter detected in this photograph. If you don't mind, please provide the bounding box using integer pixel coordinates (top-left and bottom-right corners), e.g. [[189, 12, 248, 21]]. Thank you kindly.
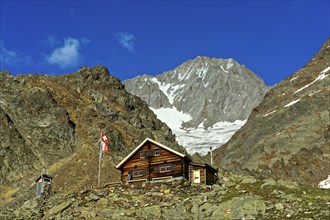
[[152, 166, 159, 173], [153, 166, 160, 173]]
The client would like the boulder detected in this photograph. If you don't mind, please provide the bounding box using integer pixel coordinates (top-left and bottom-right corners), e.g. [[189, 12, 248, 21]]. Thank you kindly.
[[46, 200, 72, 217], [211, 195, 267, 219]]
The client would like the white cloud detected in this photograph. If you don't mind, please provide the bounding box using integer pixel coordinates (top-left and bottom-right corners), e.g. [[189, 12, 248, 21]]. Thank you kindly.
[[0, 40, 32, 67], [114, 32, 136, 53], [46, 37, 88, 68]]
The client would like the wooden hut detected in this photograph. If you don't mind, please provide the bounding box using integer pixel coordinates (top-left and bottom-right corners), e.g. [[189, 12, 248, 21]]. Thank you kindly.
[[188, 161, 218, 185], [35, 173, 53, 197], [115, 138, 218, 184]]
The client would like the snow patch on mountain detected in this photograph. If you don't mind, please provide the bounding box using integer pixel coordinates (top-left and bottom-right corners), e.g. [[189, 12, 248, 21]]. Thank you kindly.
[[284, 98, 301, 107], [151, 106, 246, 155], [175, 120, 246, 155], [150, 78, 185, 105], [294, 66, 329, 94], [226, 59, 234, 69], [290, 76, 298, 82], [318, 175, 330, 189], [220, 66, 228, 73], [178, 63, 196, 81], [263, 110, 277, 117], [150, 107, 192, 129]]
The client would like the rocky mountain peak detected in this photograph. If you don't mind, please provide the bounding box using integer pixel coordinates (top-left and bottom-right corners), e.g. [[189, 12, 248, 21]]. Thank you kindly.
[[0, 70, 13, 77], [124, 56, 268, 154], [73, 65, 113, 81], [125, 56, 268, 128], [305, 38, 330, 68]]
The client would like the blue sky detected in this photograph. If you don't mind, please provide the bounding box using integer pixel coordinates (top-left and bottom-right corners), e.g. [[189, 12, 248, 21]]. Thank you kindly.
[[0, 1, 329, 85]]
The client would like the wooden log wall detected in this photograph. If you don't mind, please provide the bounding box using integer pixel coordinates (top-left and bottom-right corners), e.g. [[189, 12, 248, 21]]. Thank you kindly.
[[206, 169, 216, 185], [189, 165, 206, 184], [120, 142, 185, 181]]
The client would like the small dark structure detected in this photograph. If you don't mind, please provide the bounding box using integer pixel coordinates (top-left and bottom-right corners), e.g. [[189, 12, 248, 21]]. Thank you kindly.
[[115, 138, 218, 184], [35, 173, 53, 197]]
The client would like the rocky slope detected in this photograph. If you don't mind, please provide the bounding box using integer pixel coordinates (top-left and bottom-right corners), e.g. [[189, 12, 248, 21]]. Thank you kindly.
[[213, 39, 330, 185], [124, 57, 268, 154], [0, 66, 184, 206], [2, 174, 329, 219]]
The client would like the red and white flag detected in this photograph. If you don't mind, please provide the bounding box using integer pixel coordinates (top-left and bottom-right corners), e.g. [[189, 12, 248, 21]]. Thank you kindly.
[[101, 133, 108, 152], [224, 209, 231, 214]]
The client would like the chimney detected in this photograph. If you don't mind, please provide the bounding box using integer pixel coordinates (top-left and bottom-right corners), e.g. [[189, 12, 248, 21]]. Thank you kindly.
[[210, 147, 213, 167]]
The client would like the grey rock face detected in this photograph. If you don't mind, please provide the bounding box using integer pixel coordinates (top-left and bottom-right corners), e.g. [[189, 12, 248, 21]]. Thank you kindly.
[[214, 39, 330, 185], [124, 56, 268, 129], [0, 78, 75, 184]]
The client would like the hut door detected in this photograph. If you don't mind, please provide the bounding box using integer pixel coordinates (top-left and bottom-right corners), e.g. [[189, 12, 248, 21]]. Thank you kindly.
[[193, 170, 201, 183], [36, 182, 43, 197]]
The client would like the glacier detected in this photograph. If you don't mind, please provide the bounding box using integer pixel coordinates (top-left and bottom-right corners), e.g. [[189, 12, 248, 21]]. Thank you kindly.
[[151, 106, 246, 155]]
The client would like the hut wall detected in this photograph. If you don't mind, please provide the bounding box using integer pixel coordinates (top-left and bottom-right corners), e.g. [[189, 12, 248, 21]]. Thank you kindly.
[[189, 165, 206, 184], [121, 142, 184, 181], [206, 169, 216, 185]]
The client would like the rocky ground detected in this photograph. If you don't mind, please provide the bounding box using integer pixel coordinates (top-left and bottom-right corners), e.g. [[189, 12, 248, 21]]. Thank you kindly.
[[1, 173, 329, 220]]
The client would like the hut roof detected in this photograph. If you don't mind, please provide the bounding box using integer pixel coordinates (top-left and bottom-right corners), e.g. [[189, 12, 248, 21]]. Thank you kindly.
[[115, 138, 187, 169], [189, 161, 218, 173], [35, 174, 53, 182]]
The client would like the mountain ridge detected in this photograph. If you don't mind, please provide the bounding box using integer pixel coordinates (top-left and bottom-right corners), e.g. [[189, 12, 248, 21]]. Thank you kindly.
[[213, 39, 330, 185], [0, 66, 184, 200]]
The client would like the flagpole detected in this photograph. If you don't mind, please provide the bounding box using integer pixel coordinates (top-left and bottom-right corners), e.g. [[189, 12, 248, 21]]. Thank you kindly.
[[97, 131, 102, 188]]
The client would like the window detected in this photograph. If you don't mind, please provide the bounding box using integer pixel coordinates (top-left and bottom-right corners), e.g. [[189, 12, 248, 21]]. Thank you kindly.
[[133, 169, 144, 177], [133, 170, 139, 177], [140, 151, 145, 158], [159, 165, 172, 173], [160, 166, 166, 173], [154, 149, 160, 156]]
